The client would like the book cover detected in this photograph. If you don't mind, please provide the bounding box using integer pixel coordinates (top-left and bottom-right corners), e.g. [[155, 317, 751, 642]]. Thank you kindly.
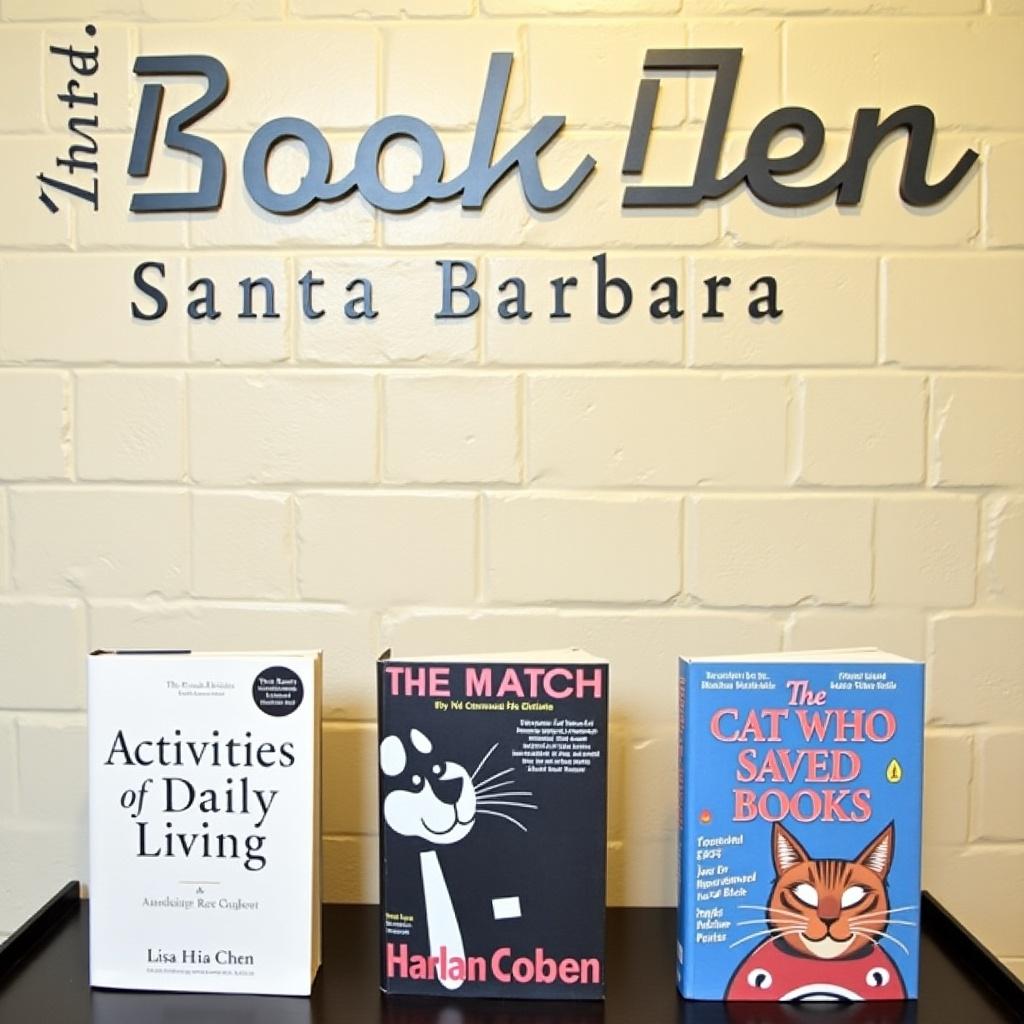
[[678, 650, 924, 1003], [377, 650, 608, 999], [87, 650, 322, 995]]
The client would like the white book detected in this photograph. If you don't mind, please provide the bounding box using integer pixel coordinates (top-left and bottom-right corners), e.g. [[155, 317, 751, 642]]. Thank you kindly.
[[87, 650, 322, 995]]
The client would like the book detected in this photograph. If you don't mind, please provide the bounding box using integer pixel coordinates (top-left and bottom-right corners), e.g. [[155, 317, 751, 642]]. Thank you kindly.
[[678, 650, 924, 1003], [377, 649, 609, 999], [87, 650, 322, 995]]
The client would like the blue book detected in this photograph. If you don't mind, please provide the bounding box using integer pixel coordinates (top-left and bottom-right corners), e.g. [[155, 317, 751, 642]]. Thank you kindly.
[[678, 650, 924, 1003]]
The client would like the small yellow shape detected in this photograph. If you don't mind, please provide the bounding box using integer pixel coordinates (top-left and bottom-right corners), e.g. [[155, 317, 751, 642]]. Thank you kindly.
[[886, 758, 903, 783]]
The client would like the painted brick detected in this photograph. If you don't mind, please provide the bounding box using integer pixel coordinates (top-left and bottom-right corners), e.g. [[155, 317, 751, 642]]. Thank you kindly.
[[386, 24, 526, 129], [687, 496, 872, 606], [0, 29, 44, 132], [0, 492, 7, 592], [322, 834, 377, 904], [609, 730, 676, 844], [191, 492, 293, 600], [76, 136, 188, 252], [188, 372, 377, 485], [986, 137, 1024, 247], [606, 833, 676, 906], [4, 0, 141, 16], [0, 372, 67, 480], [138, 26, 376, 132], [974, 730, 1024, 841], [522, 134, 721, 249], [0, 139, 72, 249], [0, 719, 15, 817], [0, 600, 87, 710], [484, 0, 680, 11], [885, 257, 1024, 370], [44, 26, 135, 134], [298, 492, 477, 605], [0, 257, 187, 365], [89, 599, 378, 720], [526, 373, 788, 486], [296, 257, 477, 366], [380, 136, 532, 248], [874, 496, 978, 607], [687, 20, 782, 131], [981, 496, 1024, 606], [76, 372, 185, 482], [688, 255, 877, 367], [484, 494, 681, 603], [385, 374, 520, 484], [11, 488, 188, 598], [724, 132, 980, 248], [528, 22, 687, 129], [785, 19, 1024, 130], [796, 374, 926, 485], [784, 608, 925, 661], [931, 375, 1024, 486], [0, 823, 86, 936], [928, 612, 1024, 725], [293, 0, 470, 14], [923, 846, 1024, 958], [690, 0, 980, 10], [383, 606, 780, 728], [143, 0, 282, 17], [923, 730, 972, 846], [187, 256, 291, 366], [17, 716, 87, 826], [483, 254, 685, 366], [187, 135, 376, 250], [322, 722, 377, 835]]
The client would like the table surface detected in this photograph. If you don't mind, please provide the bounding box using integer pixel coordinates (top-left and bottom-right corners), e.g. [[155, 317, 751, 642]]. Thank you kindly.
[[0, 891, 1021, 1023]]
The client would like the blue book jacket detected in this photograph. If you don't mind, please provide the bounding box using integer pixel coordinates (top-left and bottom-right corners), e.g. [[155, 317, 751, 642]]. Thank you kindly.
[[678, 651, 924, 1003]]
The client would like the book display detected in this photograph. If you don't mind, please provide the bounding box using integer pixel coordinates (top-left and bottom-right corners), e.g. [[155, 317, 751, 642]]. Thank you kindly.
[[677, 650, 924, 1003], [0, 644, 1017, 1021], [377, 651, 609, 999], [87, 651, 323, 996]]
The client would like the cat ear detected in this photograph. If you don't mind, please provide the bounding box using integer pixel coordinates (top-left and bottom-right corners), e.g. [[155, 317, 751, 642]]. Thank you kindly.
[[856, 821, 895, 880], [772, 822, 810, 875]]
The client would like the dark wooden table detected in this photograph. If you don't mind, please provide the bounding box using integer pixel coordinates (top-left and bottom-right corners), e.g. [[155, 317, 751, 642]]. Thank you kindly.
[[0, 885, 1020, 1022]]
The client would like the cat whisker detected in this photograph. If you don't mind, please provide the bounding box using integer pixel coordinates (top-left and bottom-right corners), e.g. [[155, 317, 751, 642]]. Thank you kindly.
[[857, 904, 919, 917], [476, 800, 539, 810], [476, 808, 528, 832], [470, 743, 499, 781], [473, 779, 518, 796], [475, 790, 534, 799], [851, 927, 910, 956], [852, 918, 918, 928], [728, 927, 805, 949], [474, 767, 515, 789], [736, 905, 804, 919]]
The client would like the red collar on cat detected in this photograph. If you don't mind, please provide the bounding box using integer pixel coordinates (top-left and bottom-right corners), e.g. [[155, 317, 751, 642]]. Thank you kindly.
[[726, 936, 907, 1002]]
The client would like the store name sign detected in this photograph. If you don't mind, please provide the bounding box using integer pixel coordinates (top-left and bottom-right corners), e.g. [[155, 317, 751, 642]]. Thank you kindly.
[[39, 32, 978, 218]]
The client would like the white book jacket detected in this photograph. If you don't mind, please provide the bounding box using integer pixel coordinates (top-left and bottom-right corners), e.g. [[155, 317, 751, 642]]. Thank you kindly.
[[87, 651, 322, 995]]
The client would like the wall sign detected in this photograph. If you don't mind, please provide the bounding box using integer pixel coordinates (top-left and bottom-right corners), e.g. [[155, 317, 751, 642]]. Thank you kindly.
[[121, 49, 978, 217], [33, 26, 981, 331]]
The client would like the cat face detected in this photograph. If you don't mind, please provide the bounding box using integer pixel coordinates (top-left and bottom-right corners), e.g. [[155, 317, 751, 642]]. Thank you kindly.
[[768, 821, 894, 960], [380, 728, 478, 845]]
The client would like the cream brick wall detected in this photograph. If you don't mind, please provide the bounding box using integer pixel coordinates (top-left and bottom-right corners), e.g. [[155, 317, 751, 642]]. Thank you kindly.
[[0, 0, 1021, 977]]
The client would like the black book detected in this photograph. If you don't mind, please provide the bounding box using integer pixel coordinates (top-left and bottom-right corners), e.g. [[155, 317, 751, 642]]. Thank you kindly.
[[377, 650, 609, 1000]]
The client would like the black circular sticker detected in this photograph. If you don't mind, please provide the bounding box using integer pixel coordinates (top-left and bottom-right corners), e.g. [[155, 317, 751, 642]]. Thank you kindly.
[[252, 666, 304, 717]]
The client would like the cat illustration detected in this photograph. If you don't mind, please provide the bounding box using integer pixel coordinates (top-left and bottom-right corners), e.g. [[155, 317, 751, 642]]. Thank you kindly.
[[726, 821, 911, 1001], [380, 729, 536, 991]]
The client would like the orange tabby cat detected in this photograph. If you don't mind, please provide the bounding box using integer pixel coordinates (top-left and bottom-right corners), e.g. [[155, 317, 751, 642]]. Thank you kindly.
[[726, 821, 908, 1001]]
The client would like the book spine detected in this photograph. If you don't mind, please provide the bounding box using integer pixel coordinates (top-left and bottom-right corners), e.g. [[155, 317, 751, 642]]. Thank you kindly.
[[678, 658, 693, 998], [376, 659, 388, 991]]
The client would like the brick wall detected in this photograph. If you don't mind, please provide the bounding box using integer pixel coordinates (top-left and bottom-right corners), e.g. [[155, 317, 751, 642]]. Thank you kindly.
[[0, 0, 1021, 978]]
